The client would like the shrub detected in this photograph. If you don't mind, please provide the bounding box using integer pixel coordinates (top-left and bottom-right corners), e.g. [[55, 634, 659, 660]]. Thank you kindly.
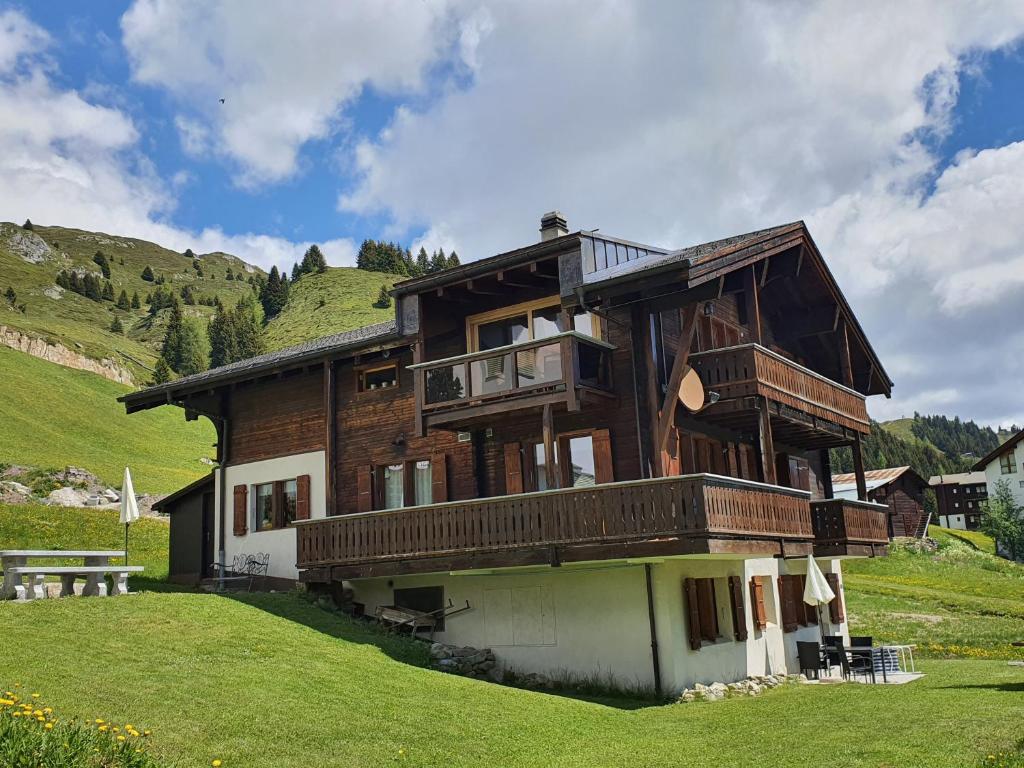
[[141, 266, 154, 282]]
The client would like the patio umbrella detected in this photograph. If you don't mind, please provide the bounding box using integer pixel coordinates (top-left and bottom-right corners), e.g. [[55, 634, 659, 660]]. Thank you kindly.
[[803, 554, 836, 630], [119, 467, 140, 566]]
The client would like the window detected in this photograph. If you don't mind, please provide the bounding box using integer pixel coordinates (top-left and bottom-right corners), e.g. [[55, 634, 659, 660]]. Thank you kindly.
[[370, 457, 440, 510], [413, 460, 432, 506], [467, 297, 599, 352], [393, 586, 445, 631], [684, 577, 746, 649], [523, 430, 611, 492], [253, 479, 298, 531], [1000, 453, 1018, 474], [952, 488, 958, 494], [533, 443, 556, 492], [358, 364, 398, 392], [564, 434, 596, 487], [382, 464, 405, 509]]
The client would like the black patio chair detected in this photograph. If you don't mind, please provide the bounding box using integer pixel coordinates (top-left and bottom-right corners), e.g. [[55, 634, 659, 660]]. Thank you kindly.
[[849, 635, 873, 647], [797, 641, 828, 680], [821, 635, 844, 672], [838, 642, 876, 683]]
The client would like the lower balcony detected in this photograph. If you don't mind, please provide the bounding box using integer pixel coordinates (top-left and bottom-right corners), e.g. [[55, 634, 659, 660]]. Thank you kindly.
[[811, 498, 890, 556], [296, 474, 818, 581]]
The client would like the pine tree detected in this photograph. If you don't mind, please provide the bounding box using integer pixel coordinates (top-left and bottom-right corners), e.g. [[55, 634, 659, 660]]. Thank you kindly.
[[22, 219, 33, 230], [448, 251, 461, 269], [102, 281, 115, 301], [184, 248, 195, 260], [4, 286, 15, 305], [416, 247, 429, 276], [208, 301, 236, 368], [161, 298, 185, 370], [375, 284, 392, 308], [429, 248, 447, 273], [291, 262, 302, 282], [180, 285, 196, 305], [152, 357, 173, 385], [141, 265, 155, 282], [93, 251, 111, 279], [260, 266, 288, 319], [175, 321, 208, 376], [232, 294, 264, 359], [301, 244, 327, 274], [131, 291, 141, 309], [116, 289, 130, 310], [83, 274, 103, 302], [226, 267, 235, 281], [110, 315, 124, 334]]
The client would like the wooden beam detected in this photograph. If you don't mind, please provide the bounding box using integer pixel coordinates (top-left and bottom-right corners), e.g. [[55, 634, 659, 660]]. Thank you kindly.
[[820, 448, 834, 499], [464, 279, 502, 296], [496, 270, 536, 289], [657, 304, 700, 454], [529, 262, 558, 281], [542, 402, 559, 489], [324, 360, 337, 516], [642, 308, 664, 478], [743, 265, 762, 344], [852, 433, 867, 501], [413, 340, 426, 437], [838, 317, 854, 388], [756, 397, 777, 485]]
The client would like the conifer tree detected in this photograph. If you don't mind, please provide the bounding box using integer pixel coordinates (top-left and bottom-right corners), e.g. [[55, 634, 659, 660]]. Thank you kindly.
[[141, 265, 155, 282], [161, 298, 185, 370], [226, 267, 235, 281], [233, 294, 265, 359], [102, 281, 115, 301], [153, 357, 173, 384], [416, 247, 429, 276], [448, 251, 461, 269], [176, 320, 208, 376], [291, 262, 302, 282], [131, 291, 141, 309], [110, 315, 124, 334], [429, 248, 447, 273], [116, 289, 130, 310], [4, 286, 15, 305], [22, 219, 33, 230], [260, 265, 289, 319], [375, 284, 392, 308], [301, 244, 327, 274], [93, 251, 111, 279], [207, 301, 236, 369]]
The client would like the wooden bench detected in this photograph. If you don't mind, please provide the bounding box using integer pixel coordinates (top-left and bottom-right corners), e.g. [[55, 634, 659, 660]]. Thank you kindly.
[[5, 565, 145, 601], [1, 550, 126, 600]]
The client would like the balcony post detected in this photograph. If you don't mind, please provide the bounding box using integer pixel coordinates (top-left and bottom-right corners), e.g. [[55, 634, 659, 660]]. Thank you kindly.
[[820, 448, 834, 498], [413, 341, 426, 437], [542, 402, 560, 489], [756, 397, 777, 485], [851, 433, 867, 501], [323, 359, 336, 516]]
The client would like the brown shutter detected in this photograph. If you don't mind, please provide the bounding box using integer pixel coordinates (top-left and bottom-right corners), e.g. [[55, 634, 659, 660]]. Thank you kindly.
[[272, 480, 284, 529], [778, 576, 799, 632], [728, 575, 748, 641], [796, 575, 817, 625], [592, 429, 614, 484], [295, 474, 311, 521], [232, 484, 247, 536], [683, 578, 702, 651], [749, 576, 767, 630], [696, 578, 719, 642], [825, 573, 845, 623], [504, 442, 524, 494], [431, 452, 448, 503], [356, 465, 373, 513]]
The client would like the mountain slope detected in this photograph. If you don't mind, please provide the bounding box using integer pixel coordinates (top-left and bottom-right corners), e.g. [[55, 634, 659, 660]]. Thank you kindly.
[[0, 344, 214, 493]]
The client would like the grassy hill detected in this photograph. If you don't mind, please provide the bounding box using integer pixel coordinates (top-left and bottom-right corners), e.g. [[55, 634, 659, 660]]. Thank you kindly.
[[264, 266, 400, 351], [3, 510, 1024, 767], [0, 222, 263, 380], [0, 345, 214, 493]]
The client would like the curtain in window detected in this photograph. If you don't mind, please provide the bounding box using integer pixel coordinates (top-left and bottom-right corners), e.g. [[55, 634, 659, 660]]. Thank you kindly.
[[414, 460, 432, 505], [383, 464, 405, 509]]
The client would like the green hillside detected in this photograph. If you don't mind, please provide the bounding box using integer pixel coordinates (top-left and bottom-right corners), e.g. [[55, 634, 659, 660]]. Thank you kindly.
[[0, 222, 263, 381], [263, 266, 400, 351], [0, 345, 214, 493]]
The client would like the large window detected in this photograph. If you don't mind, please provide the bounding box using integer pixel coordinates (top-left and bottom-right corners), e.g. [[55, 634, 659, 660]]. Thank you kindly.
[[413, 460, 433, 506], [255, 483, 274, 531], [253, 479, 297, 531], [467, 297, 598, 352], [375, 459, 434, 509], [526, 431, 605, 491], [382, 464, 405, 510], [1000, 453, 1018, 474]]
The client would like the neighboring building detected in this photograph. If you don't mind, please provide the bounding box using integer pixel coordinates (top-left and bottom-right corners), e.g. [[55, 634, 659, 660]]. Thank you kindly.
[[929, 471, 988, 531], [831, 466, 928, 538], [151, 473, 215, 585], [121, 215, 893, 694], [973, 428, 1024, 509]]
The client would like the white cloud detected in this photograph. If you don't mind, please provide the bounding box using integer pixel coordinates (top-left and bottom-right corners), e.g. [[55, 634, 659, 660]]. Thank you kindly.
[[121, 0, 458, 186], [0, 9, 49, 72], [174, 115, 210, 157]]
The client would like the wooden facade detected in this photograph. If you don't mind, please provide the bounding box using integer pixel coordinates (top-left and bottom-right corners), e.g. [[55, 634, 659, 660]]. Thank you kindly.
[[122, 218, 892, 579]]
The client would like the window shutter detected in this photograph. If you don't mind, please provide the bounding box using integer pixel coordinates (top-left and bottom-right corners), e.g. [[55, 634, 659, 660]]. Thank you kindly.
[[356, 465, 373, 513], [272, 480, 284, 529], [778, 576, 799, 632], [232, 484, 247, 536], [728, 575, 748, 641], [431, 452, 448, 503], [797, 575, 817, 625], [683, 578, 702, 651], [295, 474, 311, 521], [749, 576, 767, 630], [825, 573, 845, 623], [696, 578, 719, 642], [504, 442, 524, 494], [592, 429, 614, 484]]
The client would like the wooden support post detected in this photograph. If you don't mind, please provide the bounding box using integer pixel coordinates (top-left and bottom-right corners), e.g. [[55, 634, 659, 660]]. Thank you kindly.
[[820, 448, 834, 499], [542, 402, 559, 490], [743, 264, 762, 344], [323, 360, 337, 517], [756, 397, 777, 485], [851, 434, 867, 501], [838, 317, 854, 389], [657, 304, 700, 456], [642, 308, 664, 478], [412, 340, 426, 437]]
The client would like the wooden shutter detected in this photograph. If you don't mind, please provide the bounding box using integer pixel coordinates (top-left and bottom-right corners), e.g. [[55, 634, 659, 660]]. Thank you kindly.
[[504, 442, 524, 494], [825, 573, 845, 623], [431, 452, 448, 503], [592, 429, 614, 484], [796, 575, 817, 625], [749, 576, 767, 630], [295, 474, 311, 521], [232, 484, 248, 536], [728, 575, 748, 641], [356, 465, 373, 513], [778, 576, 799, 632], [696, 578, 719, 642], [683, 578, 702, 651], [272, 480, 284, 529]]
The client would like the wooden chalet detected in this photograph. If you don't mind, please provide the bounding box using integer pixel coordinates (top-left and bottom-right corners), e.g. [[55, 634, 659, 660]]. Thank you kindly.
[[831, 466, 928, 538], [122, 213, 892, 693]]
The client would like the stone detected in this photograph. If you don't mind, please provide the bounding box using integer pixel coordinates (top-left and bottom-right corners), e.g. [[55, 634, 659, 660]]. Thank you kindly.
[[44, 487, 91, 507], [102, 488, 120, 502], [1, 481, 31, 496], [429, 643, 451, 660]]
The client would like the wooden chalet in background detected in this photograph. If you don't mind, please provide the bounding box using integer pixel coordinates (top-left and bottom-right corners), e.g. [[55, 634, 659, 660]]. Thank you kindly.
[[831, 466, 928, 538], [123, 212, 892, 693]]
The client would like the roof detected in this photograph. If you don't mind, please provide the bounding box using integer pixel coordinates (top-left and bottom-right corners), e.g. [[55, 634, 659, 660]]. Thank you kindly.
[[928, 471, 987, 487], [152, 472, 215, 512], [972, 428, 1024, 472], [831, 466, 926, 499], [120, 319, 399, 410]]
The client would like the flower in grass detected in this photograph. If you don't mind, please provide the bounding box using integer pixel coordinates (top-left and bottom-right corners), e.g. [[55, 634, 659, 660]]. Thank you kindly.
[[0, 699, 13, 706], [44, 722, 53, 730], [31, 693, 39, 698], [212, 759, 223, 767], [143, 729, 151, 737], [99, 725, 109, 733], [95, 719, 104, 724], [117, 735, 126, 742], [12, 711, 22, 717]]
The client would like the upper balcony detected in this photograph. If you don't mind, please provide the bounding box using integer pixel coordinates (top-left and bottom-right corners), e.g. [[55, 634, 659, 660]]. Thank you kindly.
[[810, 498, 890, 556], [410, 331, 615, 432], [689, 343, 870, 448]]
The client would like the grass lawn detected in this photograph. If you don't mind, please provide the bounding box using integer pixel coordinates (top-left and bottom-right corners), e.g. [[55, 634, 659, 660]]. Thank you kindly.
[[0, 346, 214, 493]]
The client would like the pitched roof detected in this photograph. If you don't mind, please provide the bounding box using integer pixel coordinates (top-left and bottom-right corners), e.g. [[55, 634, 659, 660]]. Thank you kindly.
[[928, 471, 987, 487], [151, 472, 215, 512], [831, 466, 926, 499], [972, 427, 1024, 472], [119, 319, 399, 410]]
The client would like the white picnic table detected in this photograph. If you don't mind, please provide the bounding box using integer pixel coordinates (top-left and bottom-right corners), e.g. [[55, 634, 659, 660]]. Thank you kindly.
[[0, 550, 141, 600]]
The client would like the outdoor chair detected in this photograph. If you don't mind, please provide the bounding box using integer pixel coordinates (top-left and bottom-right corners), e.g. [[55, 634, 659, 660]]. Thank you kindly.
[[835, 641, 875, 683], [849, 635, 873, 647], [797, 641, 828, 680], [205, 553, 270, 592], [821, 635, 844, 673]]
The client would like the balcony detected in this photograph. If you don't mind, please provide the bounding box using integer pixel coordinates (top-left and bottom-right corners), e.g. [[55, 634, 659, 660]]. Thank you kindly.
[[295, 474, 816, 580], [410, 332, 615, 431], [811, 498, 890, 556], [689, 343, 869, 448]]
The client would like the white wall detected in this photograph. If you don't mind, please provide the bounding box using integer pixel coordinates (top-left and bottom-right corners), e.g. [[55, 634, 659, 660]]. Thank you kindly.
[[941, 514, 967, 530], [982, 440, 1024, 508], [349, 554, 850, 694], [213, 451, 327, 581]]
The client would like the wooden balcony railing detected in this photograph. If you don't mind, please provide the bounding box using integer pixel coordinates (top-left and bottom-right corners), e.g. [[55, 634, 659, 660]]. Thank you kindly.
[[690, 344, 869, 433], [295, 474, 813, 569], [810, 498, 890, 545], [410, 331, 614, 429]]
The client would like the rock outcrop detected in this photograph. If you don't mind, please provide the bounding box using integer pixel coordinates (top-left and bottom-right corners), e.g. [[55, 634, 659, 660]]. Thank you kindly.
[[1, 224, 52, 263], [0, 325, 134, 385]]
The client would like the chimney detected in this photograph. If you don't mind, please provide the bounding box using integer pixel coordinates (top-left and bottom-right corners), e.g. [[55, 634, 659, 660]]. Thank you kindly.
[[539, 210, 568, 241]]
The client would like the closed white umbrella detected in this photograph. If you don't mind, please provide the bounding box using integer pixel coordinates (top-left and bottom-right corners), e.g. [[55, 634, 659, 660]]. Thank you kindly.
[[803, 554, 836, 661], [119, 467, 140, 565]]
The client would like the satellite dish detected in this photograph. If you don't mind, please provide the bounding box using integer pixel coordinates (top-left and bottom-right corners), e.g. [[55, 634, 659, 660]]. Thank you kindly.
[[677, 367, 705, 411]]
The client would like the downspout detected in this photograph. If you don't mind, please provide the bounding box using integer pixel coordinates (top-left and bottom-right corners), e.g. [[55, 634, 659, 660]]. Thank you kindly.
[[644, 563, 662, 697]]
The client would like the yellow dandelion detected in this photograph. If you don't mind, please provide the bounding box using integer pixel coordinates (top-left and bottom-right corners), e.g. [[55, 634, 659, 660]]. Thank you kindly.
[[0, 699, 13, 706], [34, 710, 43, 717], [99, 725, 109, 733], [12, 711, 22, 718], [126, 723, 134, 730], [43, 707, 52, 714], [95, 718, 105, 724], [44, 722, 54, 730], [31, 693, 40, 699], [212, 760, 223, 767], [143, 729, 152, 737], [117, 735, 126, 742]]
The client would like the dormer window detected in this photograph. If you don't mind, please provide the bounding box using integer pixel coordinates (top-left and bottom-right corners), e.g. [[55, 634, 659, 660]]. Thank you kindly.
[[358, 364, 398, 392]]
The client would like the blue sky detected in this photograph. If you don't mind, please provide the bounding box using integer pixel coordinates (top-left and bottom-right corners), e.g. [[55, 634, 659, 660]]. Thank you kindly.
[[2, 1, 1023, 428]]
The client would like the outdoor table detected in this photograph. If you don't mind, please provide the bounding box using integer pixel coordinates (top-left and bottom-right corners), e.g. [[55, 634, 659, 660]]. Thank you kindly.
[[886, 643, 917, 673], [0, 550, 126, 599]]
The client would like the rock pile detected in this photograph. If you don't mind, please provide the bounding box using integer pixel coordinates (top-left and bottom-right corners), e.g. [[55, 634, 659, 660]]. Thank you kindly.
[[429, 643, 497, 678], [677, 673, 801, 703]]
